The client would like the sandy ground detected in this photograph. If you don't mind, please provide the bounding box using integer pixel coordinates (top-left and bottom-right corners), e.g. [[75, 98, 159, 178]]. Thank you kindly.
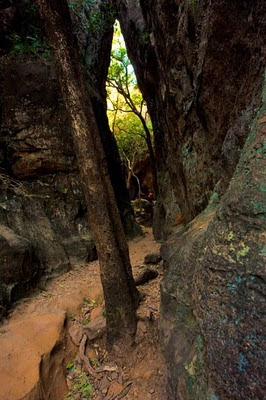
[[0, 228, 167, 400]]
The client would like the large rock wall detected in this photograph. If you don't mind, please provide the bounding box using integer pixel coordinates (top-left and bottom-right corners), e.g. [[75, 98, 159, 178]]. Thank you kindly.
[[0, 0, 139, 316], [161, 208, 216, 399], [161, 84, 266, 400], [115, 0, 266, 398], [116, 0, 266, 224], [0, 53, 91, 314], [0, 56, 75, 179]]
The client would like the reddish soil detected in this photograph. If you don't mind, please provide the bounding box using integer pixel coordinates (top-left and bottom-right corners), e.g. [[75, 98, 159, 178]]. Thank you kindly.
[[0, 228, 167, 400]]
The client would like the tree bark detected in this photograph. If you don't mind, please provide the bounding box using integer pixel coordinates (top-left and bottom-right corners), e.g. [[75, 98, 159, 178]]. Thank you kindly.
[[37, 0, 139, 347]]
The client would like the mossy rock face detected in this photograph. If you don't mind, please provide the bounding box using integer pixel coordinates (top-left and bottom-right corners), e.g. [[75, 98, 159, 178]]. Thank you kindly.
[[161, 208, 215, 400], [194, 83, 266, 400], [161, 82, 266, 399]]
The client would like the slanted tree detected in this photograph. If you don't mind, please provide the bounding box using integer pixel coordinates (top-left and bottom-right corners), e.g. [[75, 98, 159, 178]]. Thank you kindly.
[[107, 25, 158, 197], [37, 0, 139, 348], [108, 92, 147, 162]]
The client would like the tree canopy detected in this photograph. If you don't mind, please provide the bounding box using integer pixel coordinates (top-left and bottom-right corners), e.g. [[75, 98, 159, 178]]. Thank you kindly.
[[107, 22, 152, 161], [107, 22, 158, 194]]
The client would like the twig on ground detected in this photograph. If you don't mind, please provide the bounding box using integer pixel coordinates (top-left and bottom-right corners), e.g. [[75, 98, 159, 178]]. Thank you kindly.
[[109, 381, 133, 400]]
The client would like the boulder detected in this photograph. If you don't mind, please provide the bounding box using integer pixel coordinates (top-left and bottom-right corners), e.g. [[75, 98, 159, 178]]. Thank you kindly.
[[144, 252, 162, 264], [0, 311, 67, 400], [134, 267, 159, 286]]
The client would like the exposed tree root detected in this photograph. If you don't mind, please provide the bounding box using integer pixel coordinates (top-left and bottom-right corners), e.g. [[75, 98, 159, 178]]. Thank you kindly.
[[78, 334, 97, 378]]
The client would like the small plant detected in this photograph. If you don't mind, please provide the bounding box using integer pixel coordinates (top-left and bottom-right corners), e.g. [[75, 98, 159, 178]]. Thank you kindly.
[[66, 361, 77, 372], [68, 0, 115, 33], [191, 0, 197, 11], [65, 361, 94, 400], [88, 298, 97, 307], [8, 33, 51, 58]]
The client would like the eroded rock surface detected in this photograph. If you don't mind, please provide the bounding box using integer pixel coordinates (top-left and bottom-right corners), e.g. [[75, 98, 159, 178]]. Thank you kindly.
[[161, 209, 216, 399], [115, 1, 266, 398], [0, 311, 67, 400], [161, 92, 266, 399], [0, 224, 39, 318], [0, 1, 265, 399], [193, 98, 266, 400], [0, 0, 139, 313], [116, 0, 266, 224]]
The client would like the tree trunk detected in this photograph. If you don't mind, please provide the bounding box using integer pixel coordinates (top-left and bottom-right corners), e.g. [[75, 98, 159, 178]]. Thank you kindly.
[[37, 0, 139, 348]]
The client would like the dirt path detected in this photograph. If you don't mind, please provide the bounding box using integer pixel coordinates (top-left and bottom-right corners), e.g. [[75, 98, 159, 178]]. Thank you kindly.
[[0, 228, 167, 400]]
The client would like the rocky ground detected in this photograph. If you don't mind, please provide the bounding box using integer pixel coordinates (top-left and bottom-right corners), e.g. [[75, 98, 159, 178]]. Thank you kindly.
[[0, 228, 167, 400]]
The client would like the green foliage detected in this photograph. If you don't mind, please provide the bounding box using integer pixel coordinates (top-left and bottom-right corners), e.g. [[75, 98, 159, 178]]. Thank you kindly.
[[5, 1, 51, 57], [68, 0, 115, 33], [107, 83, 150, 160], [108, 50, 136, 88], [107, 22, 152, 161], [66, 361, 76, 371], [65, 374, 93, 399], [68, 0, 97, 9], [191, 0, 198, 11], [113, 112, 148, 159], [108, 22, 136, 87], [8, 33, 51, 58], [65, 362, 94, 399]]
